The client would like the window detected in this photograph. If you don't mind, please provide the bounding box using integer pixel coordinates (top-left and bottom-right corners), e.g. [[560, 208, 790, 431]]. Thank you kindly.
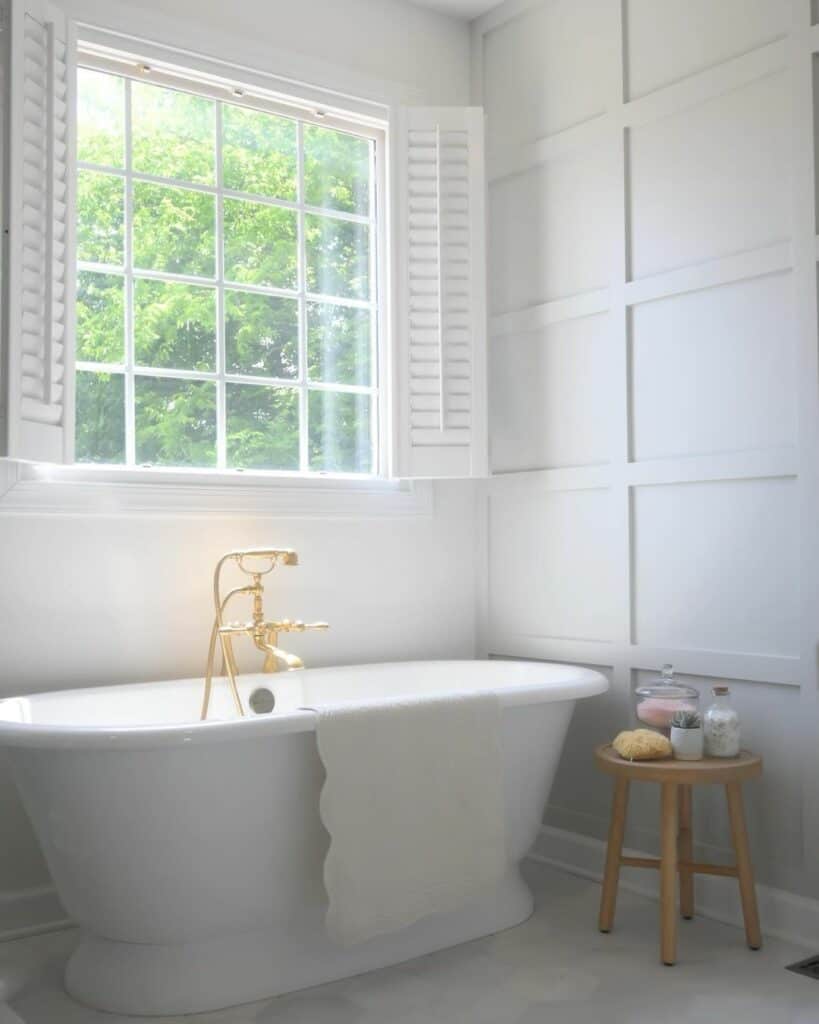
[[3, 7, 486, 483], [74, 63, 379, 475]]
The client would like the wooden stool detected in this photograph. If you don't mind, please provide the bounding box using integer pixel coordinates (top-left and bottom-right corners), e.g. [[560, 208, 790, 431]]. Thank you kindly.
[[594, 744, 762, 965]]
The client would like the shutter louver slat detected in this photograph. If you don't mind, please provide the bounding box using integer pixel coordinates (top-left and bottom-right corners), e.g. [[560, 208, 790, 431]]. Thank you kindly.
[[21, 335, 45, 358], [20, 398, 62, 424], [4, 0, 74, 462], [394, 107, 487, 477]]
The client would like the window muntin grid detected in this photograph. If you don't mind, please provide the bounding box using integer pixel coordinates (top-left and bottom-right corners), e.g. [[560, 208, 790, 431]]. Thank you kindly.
[[75, 64, 380, 476]]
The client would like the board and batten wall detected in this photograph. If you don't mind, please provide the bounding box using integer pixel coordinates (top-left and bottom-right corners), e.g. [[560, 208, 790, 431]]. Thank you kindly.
[[472, 0, 819, 903]]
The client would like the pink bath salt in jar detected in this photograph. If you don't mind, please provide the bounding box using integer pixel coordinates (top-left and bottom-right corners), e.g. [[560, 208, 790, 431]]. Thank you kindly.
[[634, 665, 699, 737]]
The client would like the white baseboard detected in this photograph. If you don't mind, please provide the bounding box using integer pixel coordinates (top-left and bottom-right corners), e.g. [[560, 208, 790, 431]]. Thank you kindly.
[[528, 825, 819, 951], [0, 886, 70, 943]]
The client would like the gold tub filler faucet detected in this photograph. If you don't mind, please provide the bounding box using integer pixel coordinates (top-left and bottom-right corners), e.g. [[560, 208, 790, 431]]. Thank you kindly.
[[201, 548, 328, 720]]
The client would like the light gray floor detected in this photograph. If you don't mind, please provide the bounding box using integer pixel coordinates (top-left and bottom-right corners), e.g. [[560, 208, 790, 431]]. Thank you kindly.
[[2, 861, 818, 1024]]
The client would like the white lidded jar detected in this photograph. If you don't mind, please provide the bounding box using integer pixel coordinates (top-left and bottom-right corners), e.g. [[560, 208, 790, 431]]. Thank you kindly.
[[704, 685, 740, 757]]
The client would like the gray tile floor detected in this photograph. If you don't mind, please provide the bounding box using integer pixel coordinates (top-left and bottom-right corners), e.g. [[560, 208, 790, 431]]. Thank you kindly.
[[2, 862, 817, 1023]]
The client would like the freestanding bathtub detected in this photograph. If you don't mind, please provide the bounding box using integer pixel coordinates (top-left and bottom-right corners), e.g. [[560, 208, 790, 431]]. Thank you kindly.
[[0, 660, 608, 1016]]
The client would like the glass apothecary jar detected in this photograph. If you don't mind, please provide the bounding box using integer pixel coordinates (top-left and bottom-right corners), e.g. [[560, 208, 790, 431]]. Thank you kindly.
[[704, 686, 741, 757], [634, 665, 699, 737]]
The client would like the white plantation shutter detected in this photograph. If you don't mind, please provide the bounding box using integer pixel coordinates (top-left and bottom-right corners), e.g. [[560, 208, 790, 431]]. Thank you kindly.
[[2, 0, 74, 462], [393, 107, 488, 478]]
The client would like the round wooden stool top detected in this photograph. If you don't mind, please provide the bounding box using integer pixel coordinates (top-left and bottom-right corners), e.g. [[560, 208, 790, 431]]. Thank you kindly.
[[595, 744, 762, 785]]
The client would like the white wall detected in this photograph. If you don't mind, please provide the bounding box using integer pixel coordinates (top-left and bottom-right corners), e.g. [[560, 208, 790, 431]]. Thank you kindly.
[[127, 0, 472, 104], [0, 0, 475, 911], [475, 0, 819, 900], [71, 0, 472, 106], [0, 483, 479, 893]]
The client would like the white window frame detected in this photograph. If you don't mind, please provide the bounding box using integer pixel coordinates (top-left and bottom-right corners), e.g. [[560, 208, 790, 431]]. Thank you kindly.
[[74, 45, 391, 481], [1, 12, 486, 516]]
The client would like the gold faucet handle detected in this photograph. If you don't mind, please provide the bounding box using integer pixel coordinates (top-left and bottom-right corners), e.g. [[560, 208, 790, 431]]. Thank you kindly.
[[268, 618, 329, 633], [219, 622, 254, 636]]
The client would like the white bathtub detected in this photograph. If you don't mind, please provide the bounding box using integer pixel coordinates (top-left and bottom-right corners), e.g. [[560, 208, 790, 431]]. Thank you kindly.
[[0, 660, 607, 1016]]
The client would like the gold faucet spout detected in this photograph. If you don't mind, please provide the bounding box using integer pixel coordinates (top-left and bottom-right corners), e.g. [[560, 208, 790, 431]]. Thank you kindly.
[[255, 639, 305, 672]]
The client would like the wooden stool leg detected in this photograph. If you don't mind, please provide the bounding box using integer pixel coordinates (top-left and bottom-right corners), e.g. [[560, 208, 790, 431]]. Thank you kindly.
[[599, 777, 629, 933], [726, 782, 762, 950], [678, 784, 694, 920], [660, 782, 678, 965]]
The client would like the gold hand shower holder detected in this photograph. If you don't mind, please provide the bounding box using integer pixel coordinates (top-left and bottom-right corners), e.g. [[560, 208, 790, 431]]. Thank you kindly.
[[200, 549, 328, 721]]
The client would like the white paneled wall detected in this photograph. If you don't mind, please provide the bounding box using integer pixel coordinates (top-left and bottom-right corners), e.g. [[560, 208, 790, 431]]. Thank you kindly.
[[474, 0, 819, 898], [489, 487, 619, 643], [491, 314, 612, 472], [624, 0, 788, 100], [632, 479, 800, 657], [628, 72, 790, 280], [489, 151, 612, 314], [629, 274, 797, 462], [482, 0, 609, 147]]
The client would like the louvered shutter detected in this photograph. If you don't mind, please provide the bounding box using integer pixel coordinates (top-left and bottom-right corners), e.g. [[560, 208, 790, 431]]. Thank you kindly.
[[2, 0, 74, 463], [392, 107, 488, 478]]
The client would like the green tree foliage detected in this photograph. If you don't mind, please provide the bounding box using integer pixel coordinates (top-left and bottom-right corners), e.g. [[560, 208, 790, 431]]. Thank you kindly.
[[135, 378, 217, 467], [304, 125, 370, 214], [75, 71, 375, 473], [132, 82, 214, 184], [75, 372, 125, 464], [133, 182, 216, 277], [227, 384, 300, 470], [134, 280, 216, 371], [223, 105, 296, 200], [305, 213, 369, 301], [307, 302, 370, 386], [223, 199, 297, 288], [225, 291, 298, 379], [77, 69, 124, 168], [77, 170, 124, 264], [309, 391, 371, 473], [76, 272, 124, 362]]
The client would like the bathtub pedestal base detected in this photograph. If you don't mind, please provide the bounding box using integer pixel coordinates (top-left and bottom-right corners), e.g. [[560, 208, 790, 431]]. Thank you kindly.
[[65, 870, 534, 1017]]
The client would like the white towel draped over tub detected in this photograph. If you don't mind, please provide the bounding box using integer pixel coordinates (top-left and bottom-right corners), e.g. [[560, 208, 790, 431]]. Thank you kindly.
[[311, 692, 508, 946]]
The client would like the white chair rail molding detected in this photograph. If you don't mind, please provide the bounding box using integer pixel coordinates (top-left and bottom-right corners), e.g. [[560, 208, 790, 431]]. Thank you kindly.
[[2, 0, 819, 1021]]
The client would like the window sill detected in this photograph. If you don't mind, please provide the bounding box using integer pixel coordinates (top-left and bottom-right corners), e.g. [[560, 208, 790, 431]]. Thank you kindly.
[[0, 460, 433, 519]]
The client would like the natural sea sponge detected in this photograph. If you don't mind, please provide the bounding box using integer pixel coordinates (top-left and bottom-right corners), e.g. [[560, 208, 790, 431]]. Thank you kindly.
[[612, 729, 672, 761]]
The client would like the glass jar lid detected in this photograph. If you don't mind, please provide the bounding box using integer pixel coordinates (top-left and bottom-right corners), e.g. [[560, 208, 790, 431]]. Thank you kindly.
[[634, 682, 700, 701], [635, 664, 698, 701]]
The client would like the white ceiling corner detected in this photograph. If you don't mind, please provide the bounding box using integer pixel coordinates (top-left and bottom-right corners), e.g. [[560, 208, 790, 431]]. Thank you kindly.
[[408, 0, 504, 20]]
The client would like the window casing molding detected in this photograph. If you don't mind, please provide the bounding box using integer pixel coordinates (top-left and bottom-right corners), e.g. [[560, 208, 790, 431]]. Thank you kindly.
[[3, 6, 488, 500], [74, 47, 390, 479], [70, 7, 418, 120], [0, 22, 412, 515], [0, 459, 434, 518]]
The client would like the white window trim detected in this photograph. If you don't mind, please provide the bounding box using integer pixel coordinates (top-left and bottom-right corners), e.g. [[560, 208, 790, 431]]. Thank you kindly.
[[75, 47, 389, 479], [0, 18, 421, 520], [0, 12, 469, 515], [0, 459, 434, 518]]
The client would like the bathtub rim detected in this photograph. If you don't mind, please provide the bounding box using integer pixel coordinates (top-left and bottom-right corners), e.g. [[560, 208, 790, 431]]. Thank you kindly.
[[0, 659, 608, 751]]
